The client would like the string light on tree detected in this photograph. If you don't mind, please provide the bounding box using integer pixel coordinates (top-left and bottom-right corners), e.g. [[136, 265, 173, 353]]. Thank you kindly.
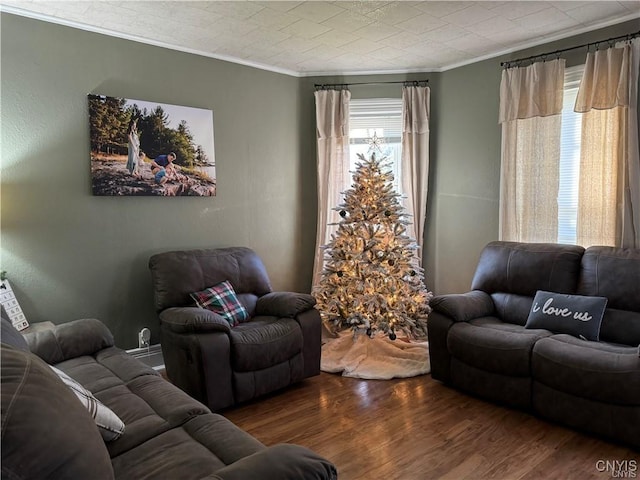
[[313, 151, 432, 340]]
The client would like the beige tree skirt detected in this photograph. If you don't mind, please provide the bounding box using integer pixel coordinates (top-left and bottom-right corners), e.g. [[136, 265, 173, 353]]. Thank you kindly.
[[321, 330, 430, 380]]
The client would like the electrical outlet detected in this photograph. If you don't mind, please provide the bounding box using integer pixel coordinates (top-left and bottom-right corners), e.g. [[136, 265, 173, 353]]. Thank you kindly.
[[138, 328, 151, 349]]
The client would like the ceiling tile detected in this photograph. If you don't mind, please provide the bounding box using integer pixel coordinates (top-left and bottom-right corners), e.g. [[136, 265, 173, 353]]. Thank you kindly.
[[313, 29, 362, 48], [499, 1, 552, 20], [370, 2, 426, 25], [414, 1, 473, 17], [247, 8, 299, 30], [383, 30, 429, 49], [254, 1, 304, 13], [288, 1, 346, 23], [347, 38, 385, 55], [440, 4, 497, 27], [355, 22, 402, 42], [464, 15, 520, 37], [513, 7, 576, 31], [395, 13, 447, 34], [321, 9, 375, 32], [564, 2, 630, 23], [280, 18, 333, 39]]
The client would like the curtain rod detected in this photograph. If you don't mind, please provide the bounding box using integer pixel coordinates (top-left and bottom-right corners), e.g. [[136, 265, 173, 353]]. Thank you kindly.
[[501, 30, 640, 68], [314, 79, 428, 90]]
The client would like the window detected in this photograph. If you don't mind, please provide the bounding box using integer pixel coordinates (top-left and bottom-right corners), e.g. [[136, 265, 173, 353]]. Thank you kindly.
[[349, 98, 403, 193], [558, 65, 585, 245]]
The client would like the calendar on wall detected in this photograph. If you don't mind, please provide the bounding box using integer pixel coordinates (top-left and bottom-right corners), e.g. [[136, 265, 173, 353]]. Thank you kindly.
[[0, 279, 29, 331]]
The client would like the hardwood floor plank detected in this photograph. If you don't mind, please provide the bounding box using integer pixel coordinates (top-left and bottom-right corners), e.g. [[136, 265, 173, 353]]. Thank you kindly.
[[222, 373, 638, 480]]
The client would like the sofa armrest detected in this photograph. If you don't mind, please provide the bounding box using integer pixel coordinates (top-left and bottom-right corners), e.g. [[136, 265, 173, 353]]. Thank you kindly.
[[160, 307, 231, 334], [255, 292, 317, 318], [430, 290, 495, 323], [210, 444, 337, 480], [24, 318, 114, 364]]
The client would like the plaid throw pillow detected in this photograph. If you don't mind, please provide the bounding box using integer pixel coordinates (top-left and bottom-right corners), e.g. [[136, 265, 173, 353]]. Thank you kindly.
[[190, 280, 249, 327], [50, 365, 125, 442]]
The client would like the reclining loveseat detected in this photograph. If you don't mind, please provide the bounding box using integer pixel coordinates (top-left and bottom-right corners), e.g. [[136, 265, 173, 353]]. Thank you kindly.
[[428, 241, 640, 448]]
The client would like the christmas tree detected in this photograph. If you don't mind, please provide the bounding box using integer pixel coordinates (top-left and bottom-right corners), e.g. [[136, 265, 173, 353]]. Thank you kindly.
[[314, 151, 432, 340]]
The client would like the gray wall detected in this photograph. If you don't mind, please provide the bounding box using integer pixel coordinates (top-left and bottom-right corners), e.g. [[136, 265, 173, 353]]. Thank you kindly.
[[2, 12, 638, 347], [1, 13, 316, 348]]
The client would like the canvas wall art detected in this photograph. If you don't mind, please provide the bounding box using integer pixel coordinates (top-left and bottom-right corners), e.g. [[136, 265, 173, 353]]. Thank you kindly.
[[88, 94, 216, 196]]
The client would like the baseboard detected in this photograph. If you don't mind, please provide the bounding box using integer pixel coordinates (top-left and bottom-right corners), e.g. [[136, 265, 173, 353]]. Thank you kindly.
[[126, 344, 165, 371]]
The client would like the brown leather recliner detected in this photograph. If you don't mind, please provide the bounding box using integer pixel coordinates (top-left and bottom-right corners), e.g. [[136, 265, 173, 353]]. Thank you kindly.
[[149, 247, 322, 411]]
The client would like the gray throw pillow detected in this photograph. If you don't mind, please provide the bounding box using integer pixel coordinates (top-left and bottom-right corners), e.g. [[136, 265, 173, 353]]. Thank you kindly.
[[525, 290, 607, 341]]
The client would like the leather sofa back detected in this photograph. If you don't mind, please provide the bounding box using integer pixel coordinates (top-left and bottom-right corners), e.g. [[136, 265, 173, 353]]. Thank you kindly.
[[471, 241, 585, 325], [578, 246, 640, 346], [149, 247, 272, 313]]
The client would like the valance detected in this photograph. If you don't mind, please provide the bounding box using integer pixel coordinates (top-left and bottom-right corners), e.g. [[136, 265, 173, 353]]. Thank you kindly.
[[402, 86, 430, 134], [314, 89, 350, 139], [499, 59, 565, 123], [575, 43, 632, 112]]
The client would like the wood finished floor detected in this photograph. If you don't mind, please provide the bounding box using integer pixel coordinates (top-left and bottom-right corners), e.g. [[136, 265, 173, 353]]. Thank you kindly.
[[222, 373, 638, 480]]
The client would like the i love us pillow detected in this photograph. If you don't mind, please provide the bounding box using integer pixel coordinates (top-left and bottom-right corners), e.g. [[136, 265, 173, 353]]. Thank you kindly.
[[525, 290, 607, 341]]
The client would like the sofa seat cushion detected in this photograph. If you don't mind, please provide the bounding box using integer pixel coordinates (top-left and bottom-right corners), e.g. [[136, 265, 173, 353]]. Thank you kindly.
[[448, 317, 552, 376], [111, 414, 265, 479], [532, 334, 640, 405], [53, 347, 211, 458], [230, 317, 302, 371]]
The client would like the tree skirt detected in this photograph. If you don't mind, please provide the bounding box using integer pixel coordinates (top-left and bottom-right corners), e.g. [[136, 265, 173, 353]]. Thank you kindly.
[[321, 331, 430, 380]]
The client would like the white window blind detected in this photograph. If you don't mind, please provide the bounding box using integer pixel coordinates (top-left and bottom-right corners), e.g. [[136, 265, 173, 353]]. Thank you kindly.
[[557, 65, 585, 245], [349, 98, 403, 193]]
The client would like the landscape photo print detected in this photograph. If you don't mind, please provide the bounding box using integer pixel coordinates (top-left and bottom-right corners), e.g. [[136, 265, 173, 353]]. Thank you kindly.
[[89, 94, 216, 196]]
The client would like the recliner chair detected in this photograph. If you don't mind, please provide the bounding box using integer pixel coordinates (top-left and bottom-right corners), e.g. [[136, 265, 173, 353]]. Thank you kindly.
[[149, 247, 322, 411]]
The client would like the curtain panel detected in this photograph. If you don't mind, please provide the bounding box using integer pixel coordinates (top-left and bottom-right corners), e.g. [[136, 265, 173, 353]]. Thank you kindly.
[[575, 39, 640, 248], [499, 59, 566, 242], [312, 88, 351, 289], [401, 85, 430, 264]]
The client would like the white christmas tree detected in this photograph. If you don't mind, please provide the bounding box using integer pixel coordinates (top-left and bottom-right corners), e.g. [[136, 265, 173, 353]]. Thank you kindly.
[[314, 151, 432, 340]]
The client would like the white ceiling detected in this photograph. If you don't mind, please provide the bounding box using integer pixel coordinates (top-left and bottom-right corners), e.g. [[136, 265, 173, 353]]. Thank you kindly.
[[2, 1, 639, 76]]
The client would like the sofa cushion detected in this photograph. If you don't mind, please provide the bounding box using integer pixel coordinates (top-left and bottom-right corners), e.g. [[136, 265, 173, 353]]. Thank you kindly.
[[578, 246, 640, 346], [52, 347, 211, 458], [149, 247, 272, 313], [191, 281, 249, 327], [230, 317, 302, 371], [532, 334, 640, 405], [50, 365, 125, 441], [111, 414, 265, 479], [24, 318, 115, 364], [447, 317, 552, 376], [525, 290, 607, 341], [471, 241, 584, 297], [1, 345, 115, 480], [210, 444, 338, 480]]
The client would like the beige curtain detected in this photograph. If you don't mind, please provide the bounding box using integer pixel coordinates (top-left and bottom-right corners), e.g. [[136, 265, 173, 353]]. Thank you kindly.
[[401, 86, 430, 263], [312, 88, 351, 289], [575, 39, 640, 248], [499, 59, 565, 242]]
